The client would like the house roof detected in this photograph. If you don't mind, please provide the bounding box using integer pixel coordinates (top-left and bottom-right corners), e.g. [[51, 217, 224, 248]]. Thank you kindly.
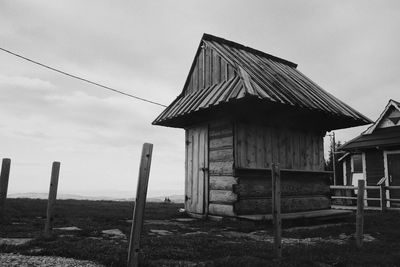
[[153, 33, 372, 127], [340, 99, 400, 151], [363, 99, 400, 134], [339, 125, 400, 151]]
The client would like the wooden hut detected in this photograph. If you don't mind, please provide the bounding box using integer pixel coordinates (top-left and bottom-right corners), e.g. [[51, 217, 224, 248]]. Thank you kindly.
[[153, 34, 371, 219], [339, 99, 400, 208]]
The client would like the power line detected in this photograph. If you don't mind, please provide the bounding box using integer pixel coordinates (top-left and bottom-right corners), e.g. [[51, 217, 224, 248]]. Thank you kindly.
[[0, 47, 167, 108]]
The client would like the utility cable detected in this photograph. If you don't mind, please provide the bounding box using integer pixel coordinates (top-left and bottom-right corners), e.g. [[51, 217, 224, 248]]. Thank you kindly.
[[0, 47, 167, 107]]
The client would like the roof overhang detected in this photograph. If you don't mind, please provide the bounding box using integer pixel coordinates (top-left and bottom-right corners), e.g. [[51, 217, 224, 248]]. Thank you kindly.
[[339, 125, 400, 151], [153, 96, 372, 131]]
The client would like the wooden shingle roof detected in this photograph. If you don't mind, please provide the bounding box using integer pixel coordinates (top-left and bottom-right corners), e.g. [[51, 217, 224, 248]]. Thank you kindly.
[[153, 34, 371, 128]]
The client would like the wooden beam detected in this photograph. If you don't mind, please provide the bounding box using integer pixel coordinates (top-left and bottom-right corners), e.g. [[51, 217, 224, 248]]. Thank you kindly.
[[356, 179, 365, 249], [209, 161, 233, 175], [209, 190, 237, 203], [0, 158, 11, 221], [208, 203, 235, 216], [234, 196, 331, 215], [235, 167, 332, 176], [380, 183, 387, 212], [233, 177, 330, 197], [209, 149, 234, 162], [127, 143, 153, 267], [209, 136, 233, 149], [44, 161, 60, 238], [272, 163, 282, 259], [238, 209, 352, 221], [209, 176, 237, 190]]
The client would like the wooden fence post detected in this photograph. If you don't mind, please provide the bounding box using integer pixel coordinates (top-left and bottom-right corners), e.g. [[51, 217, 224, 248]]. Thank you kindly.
[[0, 158, 11, 221], [44, 161, 60, 238], [127, 143, 153, 267], [271, 163, 282, 259], [355, 179, 365, 248], [380, 183, 386, 212]]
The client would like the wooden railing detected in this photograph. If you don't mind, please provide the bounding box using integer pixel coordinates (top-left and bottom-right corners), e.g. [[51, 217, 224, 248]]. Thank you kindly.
[[330, 184, 400, 211]]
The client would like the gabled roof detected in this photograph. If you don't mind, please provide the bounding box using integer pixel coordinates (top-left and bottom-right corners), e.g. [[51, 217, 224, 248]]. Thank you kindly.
[[339, 99, 400, 151], [153, 33, 372, 127], [363, 99, 400, 134]]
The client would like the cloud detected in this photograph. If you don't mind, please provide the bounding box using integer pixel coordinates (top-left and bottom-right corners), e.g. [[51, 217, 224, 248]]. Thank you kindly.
[[0, 74, 177, 152], [12, 130, 51, 140], [0, 74, 55, 90]]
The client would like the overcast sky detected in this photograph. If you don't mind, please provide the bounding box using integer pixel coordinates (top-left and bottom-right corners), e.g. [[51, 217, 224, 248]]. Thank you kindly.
[[1, 1, 399, 197]]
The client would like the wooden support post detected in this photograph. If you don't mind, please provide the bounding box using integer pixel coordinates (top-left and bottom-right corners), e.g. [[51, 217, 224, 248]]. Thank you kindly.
[[331, 132, 337, 186], [127, 143, 153, 267], [44, 161, 60, 238], [380, 184, 386, 212], [355, 179, 365, 248], [271, 163, 282, 259], [0, 158, 11, 221]]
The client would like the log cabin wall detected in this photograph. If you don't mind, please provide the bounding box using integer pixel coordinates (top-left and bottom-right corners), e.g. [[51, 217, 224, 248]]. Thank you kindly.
[[233, 169, 331, 215], [208, 121, 237, 217], [233, 122, 331, 215], [184, 45, 236, 95]]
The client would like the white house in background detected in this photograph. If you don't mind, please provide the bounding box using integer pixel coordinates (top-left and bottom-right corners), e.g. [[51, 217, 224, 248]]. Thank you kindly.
[[339, 99, 400, 207]]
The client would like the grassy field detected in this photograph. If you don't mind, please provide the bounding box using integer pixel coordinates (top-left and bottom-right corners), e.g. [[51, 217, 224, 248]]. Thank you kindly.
[[1, 198, 400, 266]]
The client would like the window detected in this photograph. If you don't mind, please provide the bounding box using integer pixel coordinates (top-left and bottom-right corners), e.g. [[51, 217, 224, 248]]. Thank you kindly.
[[351, 153, 364, 191], [352, 154, 363, 173]]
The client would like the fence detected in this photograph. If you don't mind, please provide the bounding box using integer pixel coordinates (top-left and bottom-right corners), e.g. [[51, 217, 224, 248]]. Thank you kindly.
[[0, 143, 154, 267], [330, 183, 400, 212]]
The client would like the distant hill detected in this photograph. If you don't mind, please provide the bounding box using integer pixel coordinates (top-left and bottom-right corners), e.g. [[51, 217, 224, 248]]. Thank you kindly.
[[7, 192, 184, 203]]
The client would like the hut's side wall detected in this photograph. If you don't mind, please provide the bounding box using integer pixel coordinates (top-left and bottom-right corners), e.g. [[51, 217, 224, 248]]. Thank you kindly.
[[208, 121, 237, 217], [233, 123, 330, 215], [235, 123, 325, 170], [185, 46, 236, 95]]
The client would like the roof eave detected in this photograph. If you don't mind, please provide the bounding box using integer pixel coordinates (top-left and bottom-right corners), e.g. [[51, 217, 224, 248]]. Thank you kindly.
[[153, 96, 372, 130]]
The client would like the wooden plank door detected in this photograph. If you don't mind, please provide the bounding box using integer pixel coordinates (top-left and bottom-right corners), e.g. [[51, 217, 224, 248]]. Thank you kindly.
[[388, 153, 400, 207], [185, 125, 208, 214]]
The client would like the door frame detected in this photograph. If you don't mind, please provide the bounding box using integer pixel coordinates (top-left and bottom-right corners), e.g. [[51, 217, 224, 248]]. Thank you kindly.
[[383, 150, 400, 207]]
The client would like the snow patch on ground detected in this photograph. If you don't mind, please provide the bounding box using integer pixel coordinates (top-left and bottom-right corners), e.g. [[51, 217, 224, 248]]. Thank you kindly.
[[101, 229, 126, 239], [54, 226, 82, 231], [149, 229, 174, 236], [0, 238, 33, 246]]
